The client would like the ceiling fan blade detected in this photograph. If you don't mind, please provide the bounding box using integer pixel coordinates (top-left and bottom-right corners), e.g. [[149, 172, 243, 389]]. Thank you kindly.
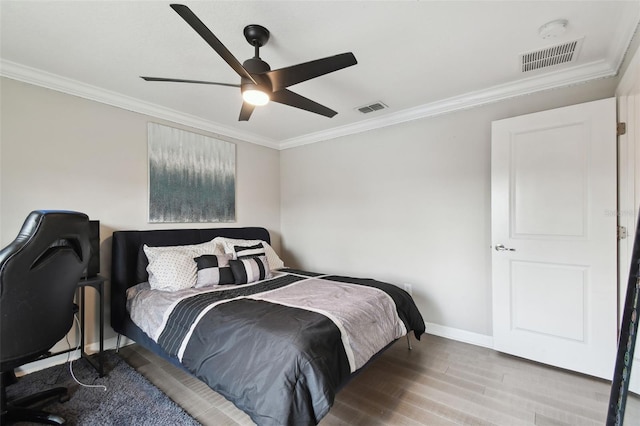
[[239, 102, 255, 121], [266, 53, 357, 91], [140, 76, 240, 88], [270, 89, 337, 118], [170, 4, 257, 84]]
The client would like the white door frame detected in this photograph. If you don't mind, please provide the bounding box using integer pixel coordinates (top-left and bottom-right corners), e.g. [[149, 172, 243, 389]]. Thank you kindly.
[[616, 42, 640, 394]]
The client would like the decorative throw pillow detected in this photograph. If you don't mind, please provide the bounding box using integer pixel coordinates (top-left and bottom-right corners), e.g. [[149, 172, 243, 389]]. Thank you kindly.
[[215, 237, 285, 270], [143, 239, 223, 291], [144, 248, 198, 292], [234, 243, 266, 259], [228, 255, 272, 284], [194, 254, 234, 288]]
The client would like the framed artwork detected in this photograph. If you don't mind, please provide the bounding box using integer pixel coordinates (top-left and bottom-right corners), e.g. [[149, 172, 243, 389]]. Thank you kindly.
[[148, 123, 236, 223]]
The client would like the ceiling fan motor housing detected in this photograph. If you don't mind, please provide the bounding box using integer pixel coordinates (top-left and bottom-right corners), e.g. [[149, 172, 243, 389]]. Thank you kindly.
[[242, 58, 272, 94], [243, 57, 271, 74]]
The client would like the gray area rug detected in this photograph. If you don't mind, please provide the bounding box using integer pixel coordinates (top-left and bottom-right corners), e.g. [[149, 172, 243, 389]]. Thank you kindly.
[[6, 351, 200, 425]]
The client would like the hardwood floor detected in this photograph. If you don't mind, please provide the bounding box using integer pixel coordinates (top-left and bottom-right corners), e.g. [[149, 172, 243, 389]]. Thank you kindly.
[[117, 334, 640, 425]]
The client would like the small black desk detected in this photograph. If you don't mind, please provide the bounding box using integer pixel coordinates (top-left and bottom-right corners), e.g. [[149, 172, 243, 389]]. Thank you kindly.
[[76, 275, 106, 376]]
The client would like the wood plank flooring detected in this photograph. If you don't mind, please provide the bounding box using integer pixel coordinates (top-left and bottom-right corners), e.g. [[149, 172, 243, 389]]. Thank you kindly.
[[117, 334, 640, 425]]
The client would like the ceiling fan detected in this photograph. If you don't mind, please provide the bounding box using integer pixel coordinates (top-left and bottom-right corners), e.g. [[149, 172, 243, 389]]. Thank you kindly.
[[141, 4, 358, 121]]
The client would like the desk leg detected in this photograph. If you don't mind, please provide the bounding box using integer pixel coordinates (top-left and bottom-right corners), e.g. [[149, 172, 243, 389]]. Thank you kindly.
[[77, 280, 105, 377], [80, 286, 86, 357], [98, 282, 104, 376]]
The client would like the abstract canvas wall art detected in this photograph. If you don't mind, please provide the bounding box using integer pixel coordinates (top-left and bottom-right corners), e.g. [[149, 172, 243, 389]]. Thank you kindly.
[[148, 123, 236, 223]]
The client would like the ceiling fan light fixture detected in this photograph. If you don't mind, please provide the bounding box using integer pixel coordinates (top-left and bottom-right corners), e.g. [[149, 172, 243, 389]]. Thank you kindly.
[[242, 88, 270, 106]]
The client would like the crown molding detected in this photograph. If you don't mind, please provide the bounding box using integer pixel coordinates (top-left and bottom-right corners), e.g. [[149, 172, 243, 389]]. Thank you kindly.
[[0, 58, 616, 151], [279, 59, 616, 149], [0, 60, 280, 150], [610, 16, 640, 73]]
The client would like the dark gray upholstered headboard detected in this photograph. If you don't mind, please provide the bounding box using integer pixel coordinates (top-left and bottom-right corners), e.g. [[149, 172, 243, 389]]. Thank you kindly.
[[110, 227, 270, 335]]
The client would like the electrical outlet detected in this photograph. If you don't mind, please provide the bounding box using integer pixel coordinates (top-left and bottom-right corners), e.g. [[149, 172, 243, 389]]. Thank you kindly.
[[403, 283, 413, 295]]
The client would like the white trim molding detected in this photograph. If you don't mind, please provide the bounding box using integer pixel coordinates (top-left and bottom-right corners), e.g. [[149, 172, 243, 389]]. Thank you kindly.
[[615, 40, 640, 395], [18, 327, 492, 376], [0, 60, 279, 150], [1, 57, 618, 151], [14, 336, 132, 377], [425, 322, 494, 349], [280, 59, 616, 149]]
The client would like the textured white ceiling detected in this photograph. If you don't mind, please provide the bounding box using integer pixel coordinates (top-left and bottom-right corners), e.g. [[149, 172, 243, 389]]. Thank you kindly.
[[1, 1, 639, 148]]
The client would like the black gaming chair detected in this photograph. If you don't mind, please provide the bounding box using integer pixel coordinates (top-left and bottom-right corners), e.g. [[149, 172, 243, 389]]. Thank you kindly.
[[0, 210, 90, 425]]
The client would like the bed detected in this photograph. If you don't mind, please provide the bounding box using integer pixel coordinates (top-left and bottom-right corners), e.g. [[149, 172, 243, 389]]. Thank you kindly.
[[110, 227, 425, 425]]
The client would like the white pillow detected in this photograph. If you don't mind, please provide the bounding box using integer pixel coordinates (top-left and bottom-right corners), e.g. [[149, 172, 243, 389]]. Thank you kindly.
[[144, 239, 223, 291], [214, 237, 285, 270]]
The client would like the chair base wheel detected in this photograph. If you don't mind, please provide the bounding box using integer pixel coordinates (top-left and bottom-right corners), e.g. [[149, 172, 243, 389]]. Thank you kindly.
[[1, 379, 68, 425]]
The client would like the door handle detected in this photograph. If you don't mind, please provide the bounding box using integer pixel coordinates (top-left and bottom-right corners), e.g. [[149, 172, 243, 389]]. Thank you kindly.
[[494, 244, 516, 252]]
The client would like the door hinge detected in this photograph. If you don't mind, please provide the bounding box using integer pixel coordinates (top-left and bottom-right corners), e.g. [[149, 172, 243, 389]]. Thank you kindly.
[[618, 225, 628, 240], [617, 122, 627, 136]]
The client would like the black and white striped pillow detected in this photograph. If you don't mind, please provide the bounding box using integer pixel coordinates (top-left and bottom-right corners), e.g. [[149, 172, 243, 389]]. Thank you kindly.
[[194, 254, 234, 287], [233, 243, 266, 259], [228, 255, 272, 284]]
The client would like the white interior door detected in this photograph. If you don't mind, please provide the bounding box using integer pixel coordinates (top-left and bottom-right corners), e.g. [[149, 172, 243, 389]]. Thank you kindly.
[[491, 97, 617, 380]]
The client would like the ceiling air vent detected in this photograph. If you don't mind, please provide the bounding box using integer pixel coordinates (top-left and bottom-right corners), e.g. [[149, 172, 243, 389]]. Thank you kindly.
[[519, 38, 583, 72], [357, 101, 388, 114]]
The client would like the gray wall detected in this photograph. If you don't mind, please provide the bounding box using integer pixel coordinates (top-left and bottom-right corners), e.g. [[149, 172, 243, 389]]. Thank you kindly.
[[0, 73, 621, 348], [280, 78, 618, 337], [0, 77, 281, 347]]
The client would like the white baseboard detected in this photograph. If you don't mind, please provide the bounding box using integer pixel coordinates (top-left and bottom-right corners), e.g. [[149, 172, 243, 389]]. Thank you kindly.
[[16, 326, 491, 376], [15, 336, 134, 377], [84, 335, 134, 353], [15, 351, 82, 377], [424, 322, 494, 349]]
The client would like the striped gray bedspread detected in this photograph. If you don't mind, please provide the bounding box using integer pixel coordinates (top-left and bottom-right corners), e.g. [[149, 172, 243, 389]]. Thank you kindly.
[[127, 269, 425, 425]]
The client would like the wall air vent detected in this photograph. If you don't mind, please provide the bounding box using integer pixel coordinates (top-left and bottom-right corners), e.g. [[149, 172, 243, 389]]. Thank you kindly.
[[357, 101, 388, 114], [519, 38, 583, 72]]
